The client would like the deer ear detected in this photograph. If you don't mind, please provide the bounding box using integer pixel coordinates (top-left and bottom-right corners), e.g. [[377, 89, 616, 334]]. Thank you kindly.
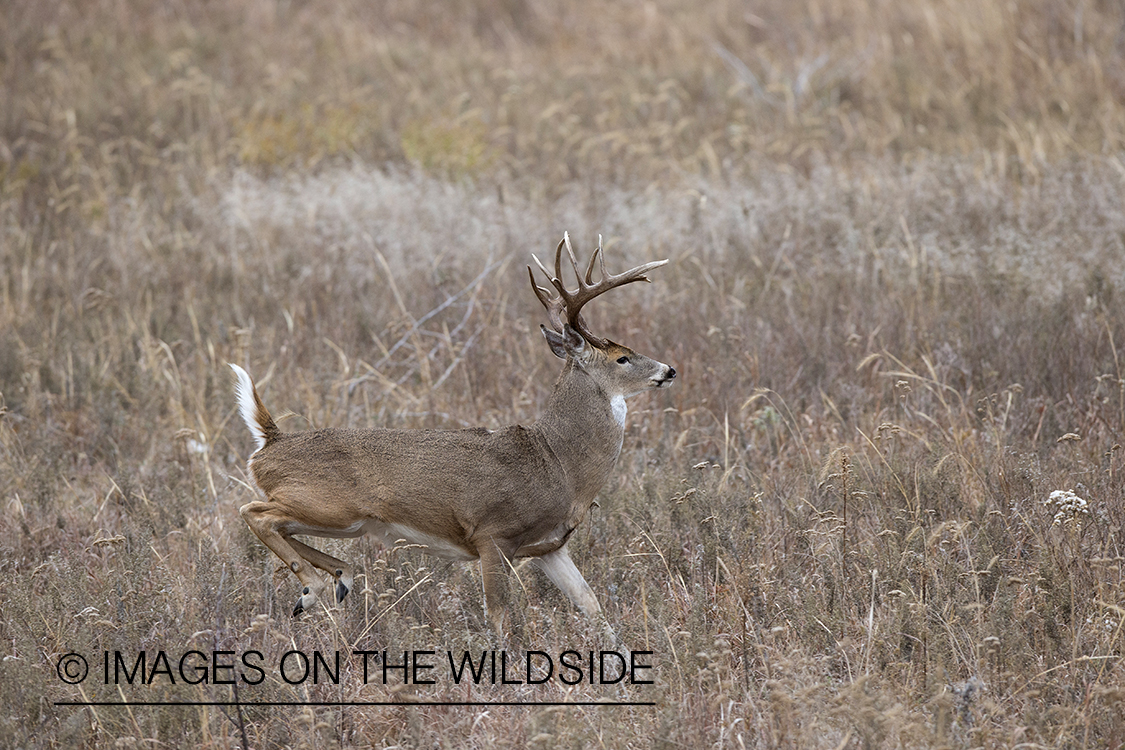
[[541, 326, 568, 358], [541, 325, 586, 360]]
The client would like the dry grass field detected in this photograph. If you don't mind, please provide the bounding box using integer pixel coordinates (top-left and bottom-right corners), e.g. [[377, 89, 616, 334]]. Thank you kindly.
[[3, 0, 1125, 747]]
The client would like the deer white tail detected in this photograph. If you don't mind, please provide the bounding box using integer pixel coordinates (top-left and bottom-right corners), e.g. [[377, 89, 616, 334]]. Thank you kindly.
[[229, 363, 277, 451]]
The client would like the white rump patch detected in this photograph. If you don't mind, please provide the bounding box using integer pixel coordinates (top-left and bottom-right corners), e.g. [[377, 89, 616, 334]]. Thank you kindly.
[[229, 363, 266, 451]]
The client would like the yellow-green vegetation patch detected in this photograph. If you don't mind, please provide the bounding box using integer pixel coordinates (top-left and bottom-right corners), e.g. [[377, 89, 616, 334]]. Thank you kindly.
[[235, 102, 385, 169], [400, 114, 498, 179]]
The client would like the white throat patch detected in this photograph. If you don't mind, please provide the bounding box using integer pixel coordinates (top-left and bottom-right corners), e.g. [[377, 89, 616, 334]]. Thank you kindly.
[[610, 394, 627, 427]]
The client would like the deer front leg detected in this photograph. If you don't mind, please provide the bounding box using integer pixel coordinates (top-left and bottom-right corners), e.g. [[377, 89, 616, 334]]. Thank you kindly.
[[476, 540, 512, 638], [531, 543, 601, 616], [534, 544, 622, 645], [240, 501, 330, 616]]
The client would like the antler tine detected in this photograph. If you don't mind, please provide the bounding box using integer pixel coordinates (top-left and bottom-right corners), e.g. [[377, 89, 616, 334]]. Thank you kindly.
[[583, 235, 603, 285], [530, 252, 553, 287], [527, 263, 552, 308], [609, 258, 669, 285], [534, 235, 572, 299], [561, 231, 583, 290], [528, 258, 569, 334]]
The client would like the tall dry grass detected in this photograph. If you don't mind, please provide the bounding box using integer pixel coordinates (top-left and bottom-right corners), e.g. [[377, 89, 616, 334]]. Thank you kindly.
[[3, 0, 1125, 747]]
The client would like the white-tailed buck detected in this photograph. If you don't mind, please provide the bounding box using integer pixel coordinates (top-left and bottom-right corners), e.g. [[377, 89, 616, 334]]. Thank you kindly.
[[230, 233, 675, 634]]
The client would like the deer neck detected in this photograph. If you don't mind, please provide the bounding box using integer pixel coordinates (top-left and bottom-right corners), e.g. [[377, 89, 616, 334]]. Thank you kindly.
[[536, 359, 625, 503]]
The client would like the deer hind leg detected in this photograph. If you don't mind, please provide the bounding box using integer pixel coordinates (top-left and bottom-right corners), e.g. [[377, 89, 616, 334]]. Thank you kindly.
[[240, 500, 334, 616], [287, 537, 355, 603]]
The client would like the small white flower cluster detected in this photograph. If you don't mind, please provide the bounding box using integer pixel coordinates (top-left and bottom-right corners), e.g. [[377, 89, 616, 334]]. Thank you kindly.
[[1085, 613, 1118, 632], [1044, 489, 1089, 527]]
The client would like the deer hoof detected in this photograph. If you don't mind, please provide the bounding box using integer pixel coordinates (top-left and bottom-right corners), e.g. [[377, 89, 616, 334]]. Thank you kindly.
[[293, 586, 315, 617], [336, 580, 349, 603]]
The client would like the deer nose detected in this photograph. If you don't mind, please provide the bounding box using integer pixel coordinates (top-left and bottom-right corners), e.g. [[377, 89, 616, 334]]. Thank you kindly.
[[667, 367, 677, 379]]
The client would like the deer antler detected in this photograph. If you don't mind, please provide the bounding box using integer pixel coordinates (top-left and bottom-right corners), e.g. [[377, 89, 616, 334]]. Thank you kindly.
[[529, 233, 668, 348]]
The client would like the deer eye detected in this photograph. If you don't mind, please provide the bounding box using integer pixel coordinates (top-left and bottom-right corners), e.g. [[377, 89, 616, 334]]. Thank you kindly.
[[616, 356, 630, 365]]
